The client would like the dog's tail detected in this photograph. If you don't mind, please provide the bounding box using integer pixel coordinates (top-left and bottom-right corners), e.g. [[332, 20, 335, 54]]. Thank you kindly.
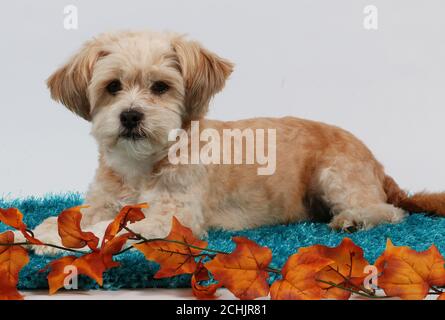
[[384, 175, 445, 216]]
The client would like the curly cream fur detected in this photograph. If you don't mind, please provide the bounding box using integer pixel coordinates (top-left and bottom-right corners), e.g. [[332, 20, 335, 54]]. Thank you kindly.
[[33, 30, 444, 256]]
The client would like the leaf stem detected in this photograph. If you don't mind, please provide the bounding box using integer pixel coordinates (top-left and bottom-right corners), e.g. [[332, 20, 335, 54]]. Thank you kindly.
[[430, 287, 444, 295], [326, 265, 375, 296], [0, 242, 86, 254], [123, 226, 227, 255], [122, 226, 282, 274], [316, 279, 392, 299]]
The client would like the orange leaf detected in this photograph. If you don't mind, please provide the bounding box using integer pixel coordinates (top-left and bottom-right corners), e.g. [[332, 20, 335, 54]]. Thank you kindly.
[[438, 293, 445, 300], [57, 206, 99, 250], [0, 231, 29, 281], [0, 208, 26, 230], [45, 234, 130, 293], [0, 208, 43, 245], [0, 231, 29, 300], [134, 217, 207, 279], [297, 238, 370, 299], [101, 233, 132, 269], [375, 239, 445, 300], [0, 268, 23, 300], [22, 231, 44, 245], [46, 256, 77, 295], [191, 262, 221, 299], [103, 203, 148, 242], [205, 237, 272, 300], [73, 233, 131, 286], [270, 250, 334, 300], [73, 252, 106, 286]]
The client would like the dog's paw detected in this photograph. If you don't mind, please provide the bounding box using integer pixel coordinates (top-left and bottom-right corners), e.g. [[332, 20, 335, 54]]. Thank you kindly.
[[329, 212, 359, 231], [12, 230, 27, 243], [9, 229, 65, 256], [30, 233, 65, 256], [128, 222, 170, 240], [28, 217, 65, 256], [329, 204, 407, 232], [32, 244, 66, 256], [8, 224, 64, 256]]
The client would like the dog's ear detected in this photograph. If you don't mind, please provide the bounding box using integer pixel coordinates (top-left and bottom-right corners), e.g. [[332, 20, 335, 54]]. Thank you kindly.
[[47, 40, 108, 121], [173, 37, 234, 121]]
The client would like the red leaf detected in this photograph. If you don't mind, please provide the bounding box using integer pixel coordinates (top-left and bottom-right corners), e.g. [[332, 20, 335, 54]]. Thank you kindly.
[[375, 239, 445, 300], [134, 217, 208, 279], [0, 269, 24, 300], [46, 256, 77, 295], [0, 208, 43, 245], [191, 261, 221, 299], [73, 252, 106, 286], [0, 208, 26, 230], [0, 231, 29, 300], [298, 238, 370, 299], [101, 233, 132, 269], [57, 206, 99, 250], [103, 203, 148, 242], [270, 250, 333, 300], [205, 237, 272, 300], [45, 234, 131, 294]]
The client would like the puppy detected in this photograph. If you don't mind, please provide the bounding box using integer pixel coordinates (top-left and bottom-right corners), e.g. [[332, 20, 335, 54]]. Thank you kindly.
[[31, 30, 445, 255]]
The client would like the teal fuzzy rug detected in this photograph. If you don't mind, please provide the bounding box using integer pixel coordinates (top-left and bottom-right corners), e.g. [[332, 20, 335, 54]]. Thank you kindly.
[[1, 193, 445, 291]]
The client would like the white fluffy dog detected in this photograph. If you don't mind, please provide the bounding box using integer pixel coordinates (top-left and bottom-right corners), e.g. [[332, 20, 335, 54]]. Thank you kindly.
[[29, 30, 445, 255]]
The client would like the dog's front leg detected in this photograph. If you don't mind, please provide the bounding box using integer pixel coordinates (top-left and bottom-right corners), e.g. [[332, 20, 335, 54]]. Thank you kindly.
[[20, 216, 65, 256], [125, 192, 206, 240], [28, 204, 121, 256], [29, 192, 204, 255]]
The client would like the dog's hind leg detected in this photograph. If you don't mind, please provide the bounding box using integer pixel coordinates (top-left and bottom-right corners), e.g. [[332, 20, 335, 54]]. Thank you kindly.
[[328, 204, 406, 231], [316, 159, 407, 231]]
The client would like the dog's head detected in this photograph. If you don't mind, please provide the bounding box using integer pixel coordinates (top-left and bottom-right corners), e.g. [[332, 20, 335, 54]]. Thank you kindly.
[[47, 31, 233, 157]]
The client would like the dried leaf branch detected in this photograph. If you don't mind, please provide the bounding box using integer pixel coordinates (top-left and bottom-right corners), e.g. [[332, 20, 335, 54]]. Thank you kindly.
[[1, 205, 445, 300]]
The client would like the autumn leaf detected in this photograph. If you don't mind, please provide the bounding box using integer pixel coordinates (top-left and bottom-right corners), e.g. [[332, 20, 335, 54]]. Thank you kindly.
[[46, 253, 105, 293], [0, 269, 24, 300], [0, 208, 26, 230], [46, 205, 137, 294], [101, 233, 132, 268], [0, 231, 29, 300], [103, 203, 148, 242], [375, 239, 445, 300], [192, 275, 220, 299], [74, 252, 108, 285], [134, 217, 208, 279], [0, 208, 43, 245], [74, 233, 133, 285], [296, 238, 370, 299], [45, 234, 131, 294], [270, 251, 334, 300], [45, 256, 77, 295], [0, 232, 29, 281], [438, 293, 445, 300], [191, 261, 222, 299], [205, 237, 272, 300], [57, 206, 99, 250]]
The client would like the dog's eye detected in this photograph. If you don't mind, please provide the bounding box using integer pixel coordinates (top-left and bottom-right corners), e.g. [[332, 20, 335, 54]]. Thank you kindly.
[[151, 81, 169, 95], [106, 80, 122, 95]]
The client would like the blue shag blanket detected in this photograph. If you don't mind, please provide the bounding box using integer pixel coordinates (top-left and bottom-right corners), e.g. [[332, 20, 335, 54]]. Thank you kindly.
[[1, 193, 445, 291]]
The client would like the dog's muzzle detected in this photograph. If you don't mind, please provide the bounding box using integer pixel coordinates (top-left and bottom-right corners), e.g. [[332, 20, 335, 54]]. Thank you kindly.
[[119, 110, 146, 140]]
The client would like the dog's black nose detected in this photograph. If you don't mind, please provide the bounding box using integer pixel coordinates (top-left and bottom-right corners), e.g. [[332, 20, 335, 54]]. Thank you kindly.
[[120, 110, 143, 129]]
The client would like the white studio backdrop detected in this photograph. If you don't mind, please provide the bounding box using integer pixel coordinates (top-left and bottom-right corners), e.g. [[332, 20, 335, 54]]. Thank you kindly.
[[0, 0, 444, 197]]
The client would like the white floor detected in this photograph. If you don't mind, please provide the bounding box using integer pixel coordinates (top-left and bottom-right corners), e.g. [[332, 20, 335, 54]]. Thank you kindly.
[[21, 288, 438, 300], [22, 288, 238, 300]]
